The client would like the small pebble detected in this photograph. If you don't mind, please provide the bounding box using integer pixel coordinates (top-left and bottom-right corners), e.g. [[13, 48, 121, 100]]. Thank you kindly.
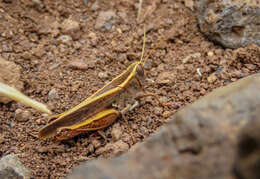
[[166, 18, 173, 25], [61, 19, 80, 34], [90, 0, 100, 11], [88, 32, 96, 38], [207, 51, 214, 57], [15, 109, 31, 122], [48, 88, 59, 101], [68, 61, 88, 70], [197, 68, 202, 77], [182, 53, 201, 64], [87, 144, 94, 153], [118, 12, 127, 21], [91, 139, 102, 149], [36, 118, 42, 124], [96, 140, 129, 155], [111, 124, 122, 141], [116, 28, 122, 34], [144, 58, 153, 70], [104, 22, 111, 31], [162, 110, 171, 118], [49, 63, 60, 70], [156, 71, 173, 84], [200, 88, 207, 95], [184, 0, 194, 10], [83, 0, 88, 5], [98, 72, 109, 79], [154, 107, 163, 116], [22, 52, 32, 60], [160, 96, 168, 104], [41, 113, 49, 117], [131, 123, 138, 130], [0, 135, 4, 144], [95, 10, 118, 31], [56, 35, 72, 45], [207, 73, 217, 83], [245, 64, 256, 70], [147, 119, 153, 126], [32, 0, 41, 6]]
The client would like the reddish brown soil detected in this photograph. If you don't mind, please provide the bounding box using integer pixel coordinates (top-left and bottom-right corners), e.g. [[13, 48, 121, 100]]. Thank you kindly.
[[0, 0, 259, 178]]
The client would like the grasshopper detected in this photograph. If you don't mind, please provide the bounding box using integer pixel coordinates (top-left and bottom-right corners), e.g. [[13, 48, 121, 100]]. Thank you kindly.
[[37, 28, 166, 140]]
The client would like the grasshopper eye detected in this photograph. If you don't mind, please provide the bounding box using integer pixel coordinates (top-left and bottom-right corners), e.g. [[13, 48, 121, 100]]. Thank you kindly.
[[136, 64, 144, 77]]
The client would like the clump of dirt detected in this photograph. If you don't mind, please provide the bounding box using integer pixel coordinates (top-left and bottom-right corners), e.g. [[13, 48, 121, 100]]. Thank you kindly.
[[0, 0, 259, 178]]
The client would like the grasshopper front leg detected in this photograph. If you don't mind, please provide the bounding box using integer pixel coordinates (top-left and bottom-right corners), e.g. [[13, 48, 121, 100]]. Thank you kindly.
[[55, 109, 120, 140]]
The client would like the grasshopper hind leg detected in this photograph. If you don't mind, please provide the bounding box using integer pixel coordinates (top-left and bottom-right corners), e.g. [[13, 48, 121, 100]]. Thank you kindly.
[[55, 109, 120, 140]]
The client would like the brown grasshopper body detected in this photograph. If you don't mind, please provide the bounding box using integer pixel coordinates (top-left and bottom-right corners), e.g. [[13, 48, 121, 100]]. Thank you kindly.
[[37, 28, 165, 140], [38, 61, 147, 139]]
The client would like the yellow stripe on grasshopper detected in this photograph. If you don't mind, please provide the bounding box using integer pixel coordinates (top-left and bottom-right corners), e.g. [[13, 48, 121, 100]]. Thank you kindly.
[[57, 87, 122, 120], [65, 109, 119, 130]]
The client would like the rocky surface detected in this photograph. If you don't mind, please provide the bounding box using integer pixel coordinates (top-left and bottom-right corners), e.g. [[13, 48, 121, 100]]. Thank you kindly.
[[67, 73, 260, 179], [0, 154, 31, 179], [0, 57, 23, 104], [0, 0, 259, 178], [198, 0, 260, 49]]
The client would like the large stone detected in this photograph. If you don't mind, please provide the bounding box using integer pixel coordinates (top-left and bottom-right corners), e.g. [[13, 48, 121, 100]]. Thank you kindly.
[[233, 112, 260, 179], [67, 74, 260, 179], [0, 154, 32, 179], [0, 57, 23, 103], [198, 0, 260, 49]]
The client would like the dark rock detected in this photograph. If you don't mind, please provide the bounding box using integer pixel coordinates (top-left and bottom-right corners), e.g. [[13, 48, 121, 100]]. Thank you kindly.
[[234, 110, 260, 179], [67, 73, 260, 179], [198, 0, 260, 49]]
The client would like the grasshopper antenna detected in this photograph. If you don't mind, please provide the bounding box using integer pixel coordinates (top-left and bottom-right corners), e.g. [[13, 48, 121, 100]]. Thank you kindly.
[[140, 26, 146, 64], [142, 32, 168, 65], [137, 0, 143, 22]]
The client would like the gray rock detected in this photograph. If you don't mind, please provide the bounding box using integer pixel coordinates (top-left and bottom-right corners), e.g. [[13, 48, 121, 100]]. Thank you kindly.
[[67, 73, 260, 179], [95, 10, 118, 31], [48, 88, 59, 101], [0, 154, 32, 179], [198, 0, 260, 49]]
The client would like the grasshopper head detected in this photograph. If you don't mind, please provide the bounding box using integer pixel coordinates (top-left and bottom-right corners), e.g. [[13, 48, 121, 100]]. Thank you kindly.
[[135, 62, 146, 85]]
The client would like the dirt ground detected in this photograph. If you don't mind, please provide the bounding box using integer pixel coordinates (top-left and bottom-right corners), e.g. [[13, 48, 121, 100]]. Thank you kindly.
[[0, 0, 259, 178]]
